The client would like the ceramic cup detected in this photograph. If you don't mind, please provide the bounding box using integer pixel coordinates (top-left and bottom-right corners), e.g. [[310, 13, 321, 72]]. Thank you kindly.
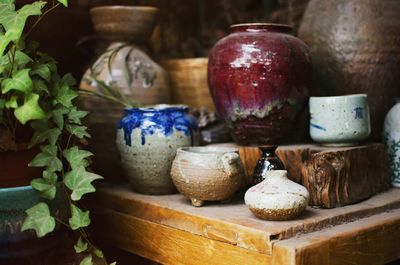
[[309, 94, 371, 146], [170, 146, 244, 207]]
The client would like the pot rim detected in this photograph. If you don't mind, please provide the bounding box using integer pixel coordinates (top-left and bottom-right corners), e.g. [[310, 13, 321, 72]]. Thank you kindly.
[[0, 185, 32, 193], [178, 146, 239, 154], [310, 93, 367, 100], [90, 5, 158, 13], [230, 23, 293, 33], [124, 104, 189, 113]]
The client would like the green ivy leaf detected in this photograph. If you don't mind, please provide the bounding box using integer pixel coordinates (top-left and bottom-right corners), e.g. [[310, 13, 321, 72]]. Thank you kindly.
[[31, 63, 51, 81], [68, 107, 88, 125], [0, 50, 32, 71], [57, 0, 68, 7], [29, 144, 62, 172], [64, 166, 103, 201], [29, 127, 61, 147], [62, 73, 75, 86], [30, 170, 58, 200], [52, 106, 68, 129], [74, 236, 88, 253], [66, 124, 90, 139], [5, 95, 18, 109], [69, 203, 90, 230], [63, 146, 92, 170], [79, 255, 92, 265], [94, 248, 104, 258], [14, 93, 45, 124], [1, 68, 33, 94], [54, 83, 78, 107], [33, 78, 49, 94], [21, 202, 55, 238], [110, 262, 117, 265]]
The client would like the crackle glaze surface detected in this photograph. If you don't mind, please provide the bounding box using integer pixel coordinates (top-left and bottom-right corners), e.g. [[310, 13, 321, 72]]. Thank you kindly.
[[384, 101, 400, 187], [171, 146, 244, 206], [116, 105, 198, 194], [244, 170, 309, 221], [309, 94, 371, 145], [208, 23, 311, 145]]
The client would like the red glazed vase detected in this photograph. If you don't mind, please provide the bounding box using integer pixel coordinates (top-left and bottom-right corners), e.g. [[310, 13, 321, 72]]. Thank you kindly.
[[208, 23, 311, 145]]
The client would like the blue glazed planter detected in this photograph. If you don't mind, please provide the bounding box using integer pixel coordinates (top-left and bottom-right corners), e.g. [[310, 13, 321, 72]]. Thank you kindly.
[[0, 186, 64, 261], [116, 105, 198, 194]]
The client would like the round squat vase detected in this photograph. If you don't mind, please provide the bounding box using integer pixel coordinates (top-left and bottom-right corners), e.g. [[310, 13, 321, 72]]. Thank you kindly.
[[383, 99, 400, 188], [245, 170, 309, 221], [116, 105, 198, 194], [208, 23, 312, 145]]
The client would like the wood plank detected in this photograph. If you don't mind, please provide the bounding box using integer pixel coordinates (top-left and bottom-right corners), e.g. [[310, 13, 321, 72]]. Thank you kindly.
[[276, 143, 391, 208], [90, 184, 400, 255], [275, 209, 400, 265], [92, 208, 274, 265]]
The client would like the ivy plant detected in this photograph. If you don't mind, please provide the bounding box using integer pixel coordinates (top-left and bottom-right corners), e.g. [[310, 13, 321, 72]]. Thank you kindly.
[[0, 1, 114, 264]]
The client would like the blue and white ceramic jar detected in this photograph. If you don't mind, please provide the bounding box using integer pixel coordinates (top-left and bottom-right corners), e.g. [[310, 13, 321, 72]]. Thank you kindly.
[[383, 99, 400, 188], [116, 105, 198, 194]]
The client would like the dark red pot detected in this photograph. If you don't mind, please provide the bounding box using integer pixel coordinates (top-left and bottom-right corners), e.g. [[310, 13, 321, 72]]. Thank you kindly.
[[208, 23, 311, 145]]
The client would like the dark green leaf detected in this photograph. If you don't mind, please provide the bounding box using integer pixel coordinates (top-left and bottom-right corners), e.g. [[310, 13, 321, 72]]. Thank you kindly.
[[69, 204, 90, 230], [54, 83, 78, 107], [66, 124, 90, 139], [33, 79, 49, 94], [29, 145, 62, 172], [63, 146, 92, 170], [64, 166, 103, 201], [14, 93, 45, 124], [1, 68, 32, 94], [31, 63, 51, 81], [52, 106, 68, 130], [30, 170, 58, 200], [79, 255, 92, 265], [68, 107, 88, 125], [74, 236, 88, 253], [21, 202, 55, 237], [94, 249, 104, 258], [29, 127, 61, 147], [5, 95, 18, 109], [62, 73, 75, 86]]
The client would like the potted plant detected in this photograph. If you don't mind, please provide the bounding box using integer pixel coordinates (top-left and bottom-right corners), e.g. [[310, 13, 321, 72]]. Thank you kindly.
[[0, 1, 114, 264]]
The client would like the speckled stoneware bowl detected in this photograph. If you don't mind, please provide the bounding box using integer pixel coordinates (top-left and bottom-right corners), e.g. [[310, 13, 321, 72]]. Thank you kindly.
[[171, 146, 244, 207], [116, 105, 198, 194], [309, 94, 371, 146], [244, 170, 309, 221]]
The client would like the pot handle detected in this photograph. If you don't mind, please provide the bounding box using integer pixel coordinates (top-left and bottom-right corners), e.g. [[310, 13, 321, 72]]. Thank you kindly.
[[221, 153, 240, 177]]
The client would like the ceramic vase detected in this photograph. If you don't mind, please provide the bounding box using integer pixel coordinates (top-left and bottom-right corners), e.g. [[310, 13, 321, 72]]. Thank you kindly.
[[208, 23, 311, 145], [79, 6, 171, 180], [299, 0, 400, 140], [245, 170, 309, 221], [116, 105, 198, 194], [171, 146, 244, 207], [252, 146, 285, 186], [383, 100, 400, 188]]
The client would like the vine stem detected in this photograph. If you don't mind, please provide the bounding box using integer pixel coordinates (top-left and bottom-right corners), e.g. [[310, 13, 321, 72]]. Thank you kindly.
[[79, 88, 134, 108], [26, 2, 61, 38]]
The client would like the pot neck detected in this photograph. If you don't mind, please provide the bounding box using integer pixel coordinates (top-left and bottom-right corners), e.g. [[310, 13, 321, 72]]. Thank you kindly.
[[260, 146, 278, 158], [230, 23, 292, 34], [262, 170, 287, 180]]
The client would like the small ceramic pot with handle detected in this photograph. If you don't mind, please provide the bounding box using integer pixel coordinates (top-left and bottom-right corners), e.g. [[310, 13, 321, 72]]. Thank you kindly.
[[171, 146, 244, 206], [116, 105, 198, 195]]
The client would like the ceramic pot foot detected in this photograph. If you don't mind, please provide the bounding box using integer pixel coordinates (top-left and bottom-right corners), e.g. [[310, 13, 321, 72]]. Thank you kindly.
[[190, 198, 204, 207], [221, 197, 233, 204]]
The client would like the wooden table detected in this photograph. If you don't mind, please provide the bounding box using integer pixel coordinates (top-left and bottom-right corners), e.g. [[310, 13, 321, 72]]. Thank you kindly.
[[90, 184, 400, 265]]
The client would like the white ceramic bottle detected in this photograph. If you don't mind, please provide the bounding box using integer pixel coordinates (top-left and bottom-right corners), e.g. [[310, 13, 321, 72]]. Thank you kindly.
[[244, 170, 309, 221]]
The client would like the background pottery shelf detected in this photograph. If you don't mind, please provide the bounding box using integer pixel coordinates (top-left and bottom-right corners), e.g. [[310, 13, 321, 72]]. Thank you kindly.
[[89, 184, 400, 264]]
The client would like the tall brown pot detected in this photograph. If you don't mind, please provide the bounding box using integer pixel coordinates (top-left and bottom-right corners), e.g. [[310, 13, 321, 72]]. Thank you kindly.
[[299, 0, 400, 139]]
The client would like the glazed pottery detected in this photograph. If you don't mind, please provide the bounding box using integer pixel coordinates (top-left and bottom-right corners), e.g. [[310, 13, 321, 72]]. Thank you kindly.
[[299, 0, 400, 139], [79, 6, 171, 179], [162, 58, 215, 111], [116, 105, 198, 194], [244, 170, 309, 221], [208, 23, 311, 145], [383, 99, 400, 187], [171, 146, 244, 207], [0, 186, 65, 261], [309, 94, 371, 146], [252, 146, 284, 185]]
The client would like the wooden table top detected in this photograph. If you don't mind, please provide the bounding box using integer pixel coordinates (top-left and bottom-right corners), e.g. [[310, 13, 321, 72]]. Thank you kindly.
[[90, 184, 400, 265]]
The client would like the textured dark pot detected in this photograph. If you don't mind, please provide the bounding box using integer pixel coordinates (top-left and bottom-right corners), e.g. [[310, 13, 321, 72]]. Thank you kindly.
[[299, 0, 400, 140], [208, 23, 312, 145], [252, 146, 285, 186]]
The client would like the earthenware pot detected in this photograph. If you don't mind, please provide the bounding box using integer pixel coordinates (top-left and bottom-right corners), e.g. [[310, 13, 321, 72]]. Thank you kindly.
[[161, 58, 215, 111], [0, 186, 65, 261], [252, 146, 285, 186], [309, 94, 371, 146], [245, 170, 309, 221], [171, 146, 244, 207], [80, 6, 171, 180], [208, 23, 311, 145], [116, 105, 198, 194], [299, 0, 400, 140], [383, 99, 400, 188]]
